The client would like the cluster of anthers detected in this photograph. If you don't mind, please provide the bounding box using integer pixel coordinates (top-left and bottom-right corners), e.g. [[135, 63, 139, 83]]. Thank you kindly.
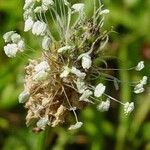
[[3, 0, 147, 131]]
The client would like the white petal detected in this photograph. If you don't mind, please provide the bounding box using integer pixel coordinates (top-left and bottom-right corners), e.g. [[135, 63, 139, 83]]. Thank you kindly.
[[68, 122, 83, 130], [24, 17, 34, 32], [94, 83, 106, 97]]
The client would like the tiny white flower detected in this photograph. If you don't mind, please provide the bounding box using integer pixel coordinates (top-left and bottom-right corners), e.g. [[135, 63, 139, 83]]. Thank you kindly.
[[69, 107, 77, 111], [68, 122, 83, 130], [34, 6, 43, 13], [11, 33, 21, 43], [42, 0, 54, 7], [140, 76, 148, 85], [33, 70, 48, 81], [24, 17, 34, 32], [94, 83, 106, 97], [42, 36, 51, 50], [24, 0, 35, 10], [75, 78, 87, 94], [134, 83, 144, 94], [17, 40, 25, 52], [23, 8, 33, 20], [63, 0, 69, 6], [3, 31, 15, 43], [79, 89, 93, 101], [71, 67, 86, 79], [135, 61, 144, 71], [57, 45, 73, 53], [32, 21, 47, 36], [60, 66, 71, 78], [4, 43, 18, 58], [82, 54, 92, 69], [100, 9, 110, 15], [35, 61, 50, 73], [36, 116, 49, 128], [124, 102, 134, 115], [18, 91, 30, 103], [97, 99, 110, 112], [72, 3, 85, 13]]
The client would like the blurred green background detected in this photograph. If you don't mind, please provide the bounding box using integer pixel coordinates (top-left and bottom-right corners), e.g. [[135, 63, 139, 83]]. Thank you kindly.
[[0, 0, 150, 150]]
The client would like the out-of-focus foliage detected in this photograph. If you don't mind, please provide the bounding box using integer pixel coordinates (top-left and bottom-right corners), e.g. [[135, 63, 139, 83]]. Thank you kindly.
[[0, 0, 150, 150]]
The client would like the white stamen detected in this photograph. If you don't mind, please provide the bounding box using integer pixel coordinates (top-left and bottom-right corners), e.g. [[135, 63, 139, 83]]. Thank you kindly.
[[57, 45, 73, 53], [135, 61, 144, 71], [24, 17, 34, 32], [33, 70, 48, 81], [17, 40, 25, 52], [134, 83, 144, 94], [18, 91, 30, 103], [42, 36, 51, 50], [60, 66, 71, 78], [71, 67, 86, 79], [97, 99, 110, 112], [75, 78, 87, 94], [68, 121, 83, 130], [42, 0, 54, 7], [94, 83, 106, 97], [35, 61, 50, 73], [11, 33, 21, 43], [4, 43, 18, 58], [32, 21, 47, 36], [72, 3, 84, 13], [36, 116, 49, 128], [82, 54, 92, 69], [3, 31, 15, 43], [140, 76, 148, 85], [100, 9, 110, 15], [23, 0, 35, 10], [79, 90, 93, 101], [124, 102, 134, 115]]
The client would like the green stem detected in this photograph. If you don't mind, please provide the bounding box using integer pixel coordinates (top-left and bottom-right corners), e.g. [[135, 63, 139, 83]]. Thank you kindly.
[[115, 40, 131, 150], [37, 130, 46, 150]]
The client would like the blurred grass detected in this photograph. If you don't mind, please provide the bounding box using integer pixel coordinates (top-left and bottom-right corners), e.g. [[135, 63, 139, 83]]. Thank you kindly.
[[0, 0, 150, 150]]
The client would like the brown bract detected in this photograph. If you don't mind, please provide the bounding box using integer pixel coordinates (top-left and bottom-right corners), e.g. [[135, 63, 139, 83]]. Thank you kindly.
[[24, 53, 86, 131]]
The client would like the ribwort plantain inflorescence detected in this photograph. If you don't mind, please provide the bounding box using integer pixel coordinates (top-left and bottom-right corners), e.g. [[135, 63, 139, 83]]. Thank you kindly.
[[3, 0, 147, 131]]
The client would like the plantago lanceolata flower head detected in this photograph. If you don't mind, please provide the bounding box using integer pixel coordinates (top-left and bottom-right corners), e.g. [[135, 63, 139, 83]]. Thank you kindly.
[[3, 0, 148, 131]]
